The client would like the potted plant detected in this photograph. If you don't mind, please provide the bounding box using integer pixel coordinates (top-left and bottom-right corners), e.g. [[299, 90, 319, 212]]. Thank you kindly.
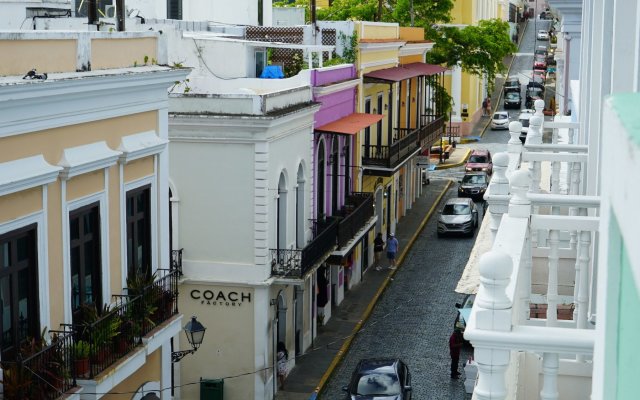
[[73, 340, 90, 377]]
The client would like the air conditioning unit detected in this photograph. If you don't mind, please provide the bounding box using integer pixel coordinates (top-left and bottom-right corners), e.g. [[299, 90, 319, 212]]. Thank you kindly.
[[105, 5, 115, 18]]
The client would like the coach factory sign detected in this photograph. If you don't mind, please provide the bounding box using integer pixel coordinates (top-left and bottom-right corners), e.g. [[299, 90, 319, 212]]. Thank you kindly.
[[190, 289, 252, 307]]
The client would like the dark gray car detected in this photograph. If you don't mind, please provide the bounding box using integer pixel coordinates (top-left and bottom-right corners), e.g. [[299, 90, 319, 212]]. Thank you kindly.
[[458, 172, 489, 201], [343, 358, 412, 399]]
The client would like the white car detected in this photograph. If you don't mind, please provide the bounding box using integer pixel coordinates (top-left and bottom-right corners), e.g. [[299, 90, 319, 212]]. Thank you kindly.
[[518, 109, 535, 143], [490, 111, 510, 130], [537, 30, 549, 40]]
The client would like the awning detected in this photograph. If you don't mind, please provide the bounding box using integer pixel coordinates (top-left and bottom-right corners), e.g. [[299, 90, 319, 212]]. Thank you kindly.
[[402, 62, 448, 76], [315, 113, 384, 135], [363, 62, 447, 83]]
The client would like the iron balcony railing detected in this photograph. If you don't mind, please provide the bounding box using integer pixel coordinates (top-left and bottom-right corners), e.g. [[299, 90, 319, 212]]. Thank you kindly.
[[334, 192, 374, 249], [1, 330, 76, 400], [171, 248, 183, 275], [271, 217, 339, 278], [362, 116, 445, 169], [67, 269, 179, 379]]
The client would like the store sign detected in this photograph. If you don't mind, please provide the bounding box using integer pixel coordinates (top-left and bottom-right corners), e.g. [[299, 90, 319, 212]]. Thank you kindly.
[[190, 289, 252, 307]]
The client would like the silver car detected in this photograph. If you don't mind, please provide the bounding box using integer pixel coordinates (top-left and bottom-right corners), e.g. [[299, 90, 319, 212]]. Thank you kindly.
[[490, 111, 509, 130], [437, 198, 479, 237]]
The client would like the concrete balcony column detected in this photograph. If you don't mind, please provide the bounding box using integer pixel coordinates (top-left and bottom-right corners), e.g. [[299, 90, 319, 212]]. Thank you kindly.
[[507, 121, 523, 172], [547, 228, 560, 327], [568, 161, 582, 249], [451, 64, 463, 123], [540, 352, 560, 400], [526, 115, 543, 247], [473, 251, 514, 400], [485, 152, 509, 241], [508, 169, 532, 219]]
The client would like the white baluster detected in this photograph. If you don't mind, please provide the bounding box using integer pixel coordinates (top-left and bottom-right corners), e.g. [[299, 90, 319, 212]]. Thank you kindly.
[[522, 232, 532, 322], [547, 228, 559, 327], [551, 159, 560, 194], [569, 161, 582, 249], [534, 99, 545, 119], [473, 251, 513, 400], [540, 352, 559, 400], [508, 169, 532, 218], [528, 115, 544, 146], [576, 208, 591, 331], [508, 121, 523, 152], [486, 152, 509, 241]]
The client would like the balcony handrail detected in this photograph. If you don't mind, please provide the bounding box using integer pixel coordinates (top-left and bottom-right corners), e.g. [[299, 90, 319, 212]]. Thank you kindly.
[[171, 248, 184, 275], [301, 217, 338, 273], [336, 192, 374, 249], [527, 193, 600, 208], [524, 143, 588, 153]]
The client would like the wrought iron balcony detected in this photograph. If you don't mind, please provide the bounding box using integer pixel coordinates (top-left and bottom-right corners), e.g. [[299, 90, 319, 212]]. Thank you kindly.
[[334, 192, 374, 249], [66, 268, 179, 379], [362, 116, 445, 170], [271, 217, 339, 278], [1, 330, 76, 399], [171, 248, 183, 275]]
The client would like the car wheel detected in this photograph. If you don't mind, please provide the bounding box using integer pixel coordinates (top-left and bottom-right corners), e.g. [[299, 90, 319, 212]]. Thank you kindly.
[[437, 232, 443, 238]]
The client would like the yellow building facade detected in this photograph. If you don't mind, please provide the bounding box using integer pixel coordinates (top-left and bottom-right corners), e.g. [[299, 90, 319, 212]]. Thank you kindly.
[[0, 31, 187, 399]]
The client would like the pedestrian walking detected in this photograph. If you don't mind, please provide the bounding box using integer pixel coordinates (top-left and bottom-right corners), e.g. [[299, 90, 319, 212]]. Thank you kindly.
[[374, 232, 385, 271], [485, 97, 492, 116], [449, 329, 464, 379], [277, 341, 288, 390], [386, 232, 399, 270], [481, 98, 488, 116]]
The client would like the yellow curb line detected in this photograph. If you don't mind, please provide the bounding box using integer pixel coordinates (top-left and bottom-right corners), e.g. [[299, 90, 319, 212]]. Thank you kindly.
[[434, 148, 471, 170], [312, 180, 454, 397], [481, 19, 528, 139]]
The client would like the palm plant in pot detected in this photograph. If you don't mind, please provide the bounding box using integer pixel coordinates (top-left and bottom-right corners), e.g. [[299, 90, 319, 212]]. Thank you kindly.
[[72, 340, 90, 377], [126, 268, 158, 334]]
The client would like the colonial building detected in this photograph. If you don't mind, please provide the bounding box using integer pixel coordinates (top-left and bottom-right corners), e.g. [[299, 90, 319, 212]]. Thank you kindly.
[[0, 31, 187, 399]]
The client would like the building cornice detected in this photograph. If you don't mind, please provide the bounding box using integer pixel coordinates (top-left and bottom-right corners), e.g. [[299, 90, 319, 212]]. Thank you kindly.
[[117, 131, 168, 164], [313, 78, 360, 97], [58, 141, 121, 180], [0, 68, 189, 139], [0, 155, 62, 197], [359, 42, 405, 52], [399, 42, 433, 57]]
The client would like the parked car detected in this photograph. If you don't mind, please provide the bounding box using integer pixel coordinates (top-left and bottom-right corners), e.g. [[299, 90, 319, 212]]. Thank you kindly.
[[458, 172, 489, 201], [465, 149, 493, 174], [525, 86, 544, 109], [532, 69, 546, 82], [518, 109, 535, 143], [533, 55, 547, 70], [503, 91, 522, 109], [503, 77, 521, 93], [455, 294, 476, 333], [537, 30, 549, 40], [342, 358, 412, 399], [490, 111, 510, 130], [437, 198, 479, 238]]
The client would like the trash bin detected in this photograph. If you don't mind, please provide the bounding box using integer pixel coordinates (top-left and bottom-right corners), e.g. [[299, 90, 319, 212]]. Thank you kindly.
[[200, 379, 224, 400]]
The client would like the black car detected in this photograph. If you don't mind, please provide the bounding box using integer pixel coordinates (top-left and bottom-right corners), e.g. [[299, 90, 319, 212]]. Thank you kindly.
[[525, 87, 544, 109], [503, 77, 520, 93], [343, 358, 412, 399], [503, 91, 522, 109], [458, 172, 489, 200]]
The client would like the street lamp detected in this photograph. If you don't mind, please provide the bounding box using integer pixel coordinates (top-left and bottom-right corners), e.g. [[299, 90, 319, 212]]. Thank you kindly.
[[171, 316, 207, 363]]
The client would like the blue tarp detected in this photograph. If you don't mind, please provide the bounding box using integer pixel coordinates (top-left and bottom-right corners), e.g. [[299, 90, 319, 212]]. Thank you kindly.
[[260, 65, 284, 79]]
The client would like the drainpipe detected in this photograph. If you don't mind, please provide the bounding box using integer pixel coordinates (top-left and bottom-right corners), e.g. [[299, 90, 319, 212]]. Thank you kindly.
[[87, 0, 98, 26], [563, 34, 572, 115], [116, 0, 125, 31]]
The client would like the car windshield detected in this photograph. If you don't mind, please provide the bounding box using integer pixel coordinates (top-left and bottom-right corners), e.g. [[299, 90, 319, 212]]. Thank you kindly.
[[443, 204, 471, 215], [462, 175, 487, 184], [493, 113, 507, 120], [468, 155, 487, 163], [356, 372, 401, 396], [505, 80, 518, 86], [505, 92, 519, 100]]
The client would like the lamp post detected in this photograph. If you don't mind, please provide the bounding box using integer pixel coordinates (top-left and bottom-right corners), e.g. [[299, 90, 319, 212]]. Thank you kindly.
[[171, 316, 207, 363]]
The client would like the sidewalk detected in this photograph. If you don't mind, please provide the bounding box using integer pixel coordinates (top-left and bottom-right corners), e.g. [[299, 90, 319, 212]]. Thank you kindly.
[[275, 23, 524, 400]]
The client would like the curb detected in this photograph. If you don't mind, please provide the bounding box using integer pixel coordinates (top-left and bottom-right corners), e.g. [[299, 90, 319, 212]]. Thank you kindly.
[[434, 149, 471, 170], [311, 180, 453, 399]]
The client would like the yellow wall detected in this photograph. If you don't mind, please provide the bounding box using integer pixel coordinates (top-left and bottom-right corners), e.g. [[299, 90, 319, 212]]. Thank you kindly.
[[124, 157, 155, 182], [360, 49, 398, 71], [358, 22, 399, 40], [399, 27, 424, 41], [451, 0, 474, 25], [67, 170, 105, 201], [105, 348, 162, 399], [0, 39, 77, 75], [0, 188, 42, 224], [91, 38, 158, 70]]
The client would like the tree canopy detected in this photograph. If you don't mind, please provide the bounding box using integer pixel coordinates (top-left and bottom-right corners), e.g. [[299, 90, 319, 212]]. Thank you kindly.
[[426, 19, 517, 89]]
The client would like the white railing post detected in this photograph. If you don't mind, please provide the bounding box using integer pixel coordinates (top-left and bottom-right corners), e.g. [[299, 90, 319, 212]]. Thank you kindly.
[[508, 121, 523, 172], [486, 152, 510, 241], [540, 352, 559, 400], [568, 161, 582, 248], [547, 228, 559, 326], [473, 251, 514, 400], [509, 170, 533, 322], [526, 116, 543, 248], [576, 208, 591, 331], [534, 99, 545, 119]]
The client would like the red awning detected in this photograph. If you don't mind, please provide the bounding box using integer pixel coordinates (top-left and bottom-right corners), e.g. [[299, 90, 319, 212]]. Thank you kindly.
[[402, 62, 448, 76], [363, 62, 447, 83], [315, 113, 384, 135]]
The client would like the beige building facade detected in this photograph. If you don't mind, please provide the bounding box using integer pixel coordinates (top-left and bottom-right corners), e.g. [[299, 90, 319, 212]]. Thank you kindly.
[[0, 31, 187, 399]]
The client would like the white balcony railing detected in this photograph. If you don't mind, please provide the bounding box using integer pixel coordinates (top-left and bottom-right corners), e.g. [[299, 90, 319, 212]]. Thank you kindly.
[[471, 100, 598, 399]]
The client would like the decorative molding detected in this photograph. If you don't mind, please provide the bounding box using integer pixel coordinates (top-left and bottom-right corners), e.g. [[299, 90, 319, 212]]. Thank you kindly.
[[360, 59, 399, 70], [58, 141, 121, 180], [0, 155, 61, 197], [399, 43, 433, 57], [312, 78, 361, 97], [118, 131, 168, 164], [0, 69, 188, 139], [359, 42, 405, 52]]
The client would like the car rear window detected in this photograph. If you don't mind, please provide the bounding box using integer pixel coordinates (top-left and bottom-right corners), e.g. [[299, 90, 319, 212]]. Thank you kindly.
[[443, 204, 471, 215], [505, 92, 520, 100], [468, 155, 487, 163], [356, 373, 401, 396], [462, 174, 487, 184]]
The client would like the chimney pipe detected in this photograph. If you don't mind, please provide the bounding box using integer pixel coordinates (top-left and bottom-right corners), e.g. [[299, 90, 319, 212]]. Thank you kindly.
[[87, 0, 98, 26]]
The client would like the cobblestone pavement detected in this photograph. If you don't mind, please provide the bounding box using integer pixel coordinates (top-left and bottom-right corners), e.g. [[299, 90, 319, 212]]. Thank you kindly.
[[320, 183, 478, 399]]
